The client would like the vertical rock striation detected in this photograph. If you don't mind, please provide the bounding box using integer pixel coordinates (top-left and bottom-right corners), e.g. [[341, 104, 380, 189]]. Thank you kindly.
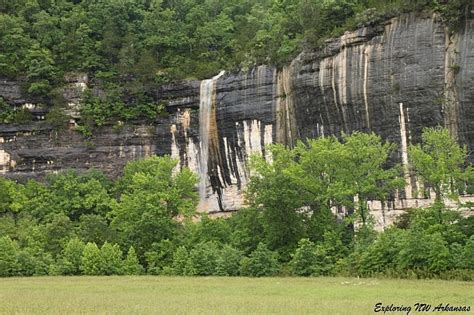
[[1, 13, 473, 226], [170, 66, 276, 211]]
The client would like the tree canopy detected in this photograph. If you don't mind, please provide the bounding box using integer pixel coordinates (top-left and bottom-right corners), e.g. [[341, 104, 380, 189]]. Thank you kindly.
[[0, 131, 472, 279], [409, 127, 473, 203], [0, 0, 470, 90]]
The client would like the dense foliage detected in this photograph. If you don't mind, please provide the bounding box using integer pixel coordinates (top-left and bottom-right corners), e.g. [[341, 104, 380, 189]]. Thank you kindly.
[[0, 1, 470, 127], [0, 129, 472, 279], [1, 0, 470, 88]]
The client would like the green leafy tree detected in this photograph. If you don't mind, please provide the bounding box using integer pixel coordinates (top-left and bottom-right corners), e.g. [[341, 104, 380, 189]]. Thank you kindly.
[[110, 156, 197, 257], [0, 14, 31, 78], [229, 207, 265, 255], [40, 213, 74, 256], [0, 236, 19, 277], [78, 214, 114, 246], [290, 137, 350, 213], [23, 43, 56, 96], [357, 227, 406, 276], [289, 238, 317, 276], [343, 132, 404, 226], [185, 214, 231, 246], [0, 178, 26, 214], [185, 241, 220, 276], [123, 246, 144, 275], [57, 238, 85, 275], [99, 242, 123, 275], [171, 246, 189, 276], [310, 231, 347, 276], [80, 242, 101, 275], [247, 145, 305, 258], [46, 171, 112, 221], [0, 214, 16, 239], [16, 246, 53, 276], [241, 242, 279, 277], [216, 245, 243, 276], [145, 239, 175, 275], [409, 127, 473, 205], [21, 180, 59, 220], [459, 236, 474, 269], [397, 230, 451, 274]]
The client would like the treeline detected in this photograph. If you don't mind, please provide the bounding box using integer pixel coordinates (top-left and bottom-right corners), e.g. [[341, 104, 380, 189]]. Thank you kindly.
[[0, 128, 473, 279], [1, 0, 470, 96], [1, 1, 470, 128]]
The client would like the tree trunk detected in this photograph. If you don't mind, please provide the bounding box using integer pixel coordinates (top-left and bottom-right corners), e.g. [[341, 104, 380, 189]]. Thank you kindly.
[[359, 197, 367, 226]]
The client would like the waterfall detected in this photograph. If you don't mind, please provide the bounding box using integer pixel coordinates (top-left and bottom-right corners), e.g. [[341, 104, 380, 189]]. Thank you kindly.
[[199, 70, 225, 203], [276, 66, 296, 147]]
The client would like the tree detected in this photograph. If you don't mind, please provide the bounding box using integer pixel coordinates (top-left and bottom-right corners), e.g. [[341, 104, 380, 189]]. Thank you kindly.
[[229, 207, 265, 255], [99, 242, 123, 275], [289, 238, 317, 276], [40, 213, 74, 256], [0, 236, 19, 277], [123, 246, 144, 275], [241, 242, 279, 277], [290, 137, 350, 212], [247, 132, 402, 255], [80, 242, 101, 275], [0, 14, 31, 78], [78, 214, 114, 246], [0, 178, 26, 214], [185, 241, 220, 276], [110, 156, 197, 257], [246, 145, 306, 258], [57, 238, 85, 275], [185, 214, 231, 247], [145, 239, 175, 275], [216, 245, 243, 276], [21, 180, 59, 220], [171, 246, 189, 276], [342, 132, 405, 226], [409, 127, 473, 205], [460, 236, 474, 269], [23, 43, 56, 96], [16, 246, 53, 276], [397, 230, 451, 274], [46, 171, 112, 221]]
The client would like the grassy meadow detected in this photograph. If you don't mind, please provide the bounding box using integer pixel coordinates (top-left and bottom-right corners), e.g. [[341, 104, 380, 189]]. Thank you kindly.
[[0, 276, 472, 314]]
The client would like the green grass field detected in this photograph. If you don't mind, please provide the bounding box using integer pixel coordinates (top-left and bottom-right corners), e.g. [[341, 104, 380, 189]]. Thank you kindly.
[[0, 276, 472, 314]]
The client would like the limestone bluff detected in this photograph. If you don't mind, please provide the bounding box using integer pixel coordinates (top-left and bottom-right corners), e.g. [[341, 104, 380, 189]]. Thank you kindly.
[[1, 13, 473, 230]]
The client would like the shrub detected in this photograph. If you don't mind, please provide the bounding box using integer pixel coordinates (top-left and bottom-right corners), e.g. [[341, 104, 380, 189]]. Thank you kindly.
[[185, 242, 220, 276], [241, 243, 279, 277], [81, 242, 101, 275], [289, 239, 317, 276], [56, 238, 85, 275], [358, 228, 406, 276], [45, 106, 68, 130], [216, 245, 243, 276], [170, 246, 189, 276], [16, 247, 53, 276], [145, 240, 175, 275], [123, 246, 144, 275], [397, 231, 451, 274], [0, 236, 19, 276], [460, 236, 474, 269], [99, 242, 123, 275]]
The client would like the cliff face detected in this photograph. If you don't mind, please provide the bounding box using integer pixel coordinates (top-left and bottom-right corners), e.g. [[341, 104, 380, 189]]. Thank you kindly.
[[1, 13, 473, 227]]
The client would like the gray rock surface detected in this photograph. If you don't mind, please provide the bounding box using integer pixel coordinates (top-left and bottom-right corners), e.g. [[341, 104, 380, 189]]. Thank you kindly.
[[1, 13, 473, 228]]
